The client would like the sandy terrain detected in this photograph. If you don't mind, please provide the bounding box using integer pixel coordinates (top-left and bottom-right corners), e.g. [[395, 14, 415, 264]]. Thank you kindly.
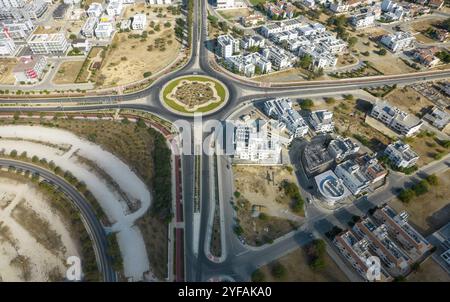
[[233, 165, 301, 221], [99, 4, 181, 87], [385, 86, 435, 115], [407, 258, 450, 282], [259, 247, 348, 282], [390, 170, 450, 235], [218, 8, 252, 21], [0, 177, 80, 281], [53, 61, 84, 84], [0, 58, 17, 85], [0, 125, 152, 280]]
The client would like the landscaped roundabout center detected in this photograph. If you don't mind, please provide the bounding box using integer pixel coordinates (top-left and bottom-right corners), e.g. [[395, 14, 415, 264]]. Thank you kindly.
[[160, 75, 229, 115]]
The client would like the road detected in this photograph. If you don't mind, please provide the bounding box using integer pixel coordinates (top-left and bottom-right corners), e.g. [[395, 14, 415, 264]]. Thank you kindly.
[[0, 0, 449, 282], [0, 159, 116, 282]]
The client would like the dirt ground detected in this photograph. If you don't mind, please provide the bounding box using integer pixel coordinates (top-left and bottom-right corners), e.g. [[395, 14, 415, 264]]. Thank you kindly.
[[53, 61, 84, 84], [407, 258, 450, 282], [218, 8, 252, 21], [99, 4, 181, 87], [385, 86, 435, 116], [0, 59, 17, 85], [406, 133, 449, 167], [390, 170, 450, 235], [259, 247, 349, 282], [233, 165, 302, 220]]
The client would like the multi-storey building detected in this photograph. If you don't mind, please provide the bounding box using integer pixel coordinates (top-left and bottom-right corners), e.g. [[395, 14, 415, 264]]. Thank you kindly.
[[106, 0, 123, 16], [27, 33, 69, 54], [0, 0, 47, 21], [308, 110, 334, 133], [0, 19, 34, 40], [94, 22, 114, 39], [264, 98, 309, 138], [233, 119, 282, 164], [146, 0, 172, 4], [370, 100, 422, 136], [384, 141, 419, 169], [354, 154, 387, 184], [374, 205, 433, 257], [261, 45, 295, 70], [0, 31, 16, 55], [327, 136, 360, 162], [81, 16, 98, 38], [87, 2, 103, 18], [216, 34, 239, 58], [131, 13, 147, 30], [240, 34, 265, 50], [380, 31, 415, 52], [12, 55, 46, 82], [335, 159, 371, 195], [423, 107, 450, 130]]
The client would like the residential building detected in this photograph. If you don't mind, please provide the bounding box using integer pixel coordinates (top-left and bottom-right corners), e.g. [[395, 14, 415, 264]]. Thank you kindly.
[[314, 170, 351, 205], [0, 0, 47, 21], [94, 22, 114, 39], [350, 12, 376, 28], [330, 1, 349, 13], [370, 100, 423, 136], [384, 141, 419, 169], [63, 0, 81, 4], [374, 205, 433, 256], [233, 119, 282, 164], [381, 0, 397, 12], [303, 138, 335, 175], [106, 0, 123, 16], [225, 52, 271, 77], [240, 35, 265, 50], [72, 38, 90, 54], [308, 110, 334, 133], [12, 55, 47, 82], [216, 0, 244, 8], [52, 3, 68, 19], [428, 0, 444, 9], [216, 34, 239, 58], [131, 13, 147, 30], [27, 33, 69, 54], [302, 0, 315, 8], [261, 45, 295, 70], [380, 31, 415, 52], [81, 16, 98, 38], [412, 46, 440, 67], [354, 154, 387, 184], [335, 159, 371, 195], [352, 217, 411, 272], [263, 0, 296, 19], [423, 107, 450, 130], [0, 31, 16, 55], [240, 13, 264, 27], [146, 0, 172, 4], [87, 2, 103, 18], [327, 136, 360, 162], [264, 98, 309, 138], [0, 19, 34, 40]]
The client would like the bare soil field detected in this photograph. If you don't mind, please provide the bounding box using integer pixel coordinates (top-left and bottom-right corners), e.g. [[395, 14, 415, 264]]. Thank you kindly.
[[0, 176, 80, 281], [218, 8, 252, 21], [233, 165, 302, 220], [259, 247, 348, 282], [407, 258, 450, 282], [99, 4, 181, 87], [0, 58, 17, 85], [385, 86, 435, 116], [405, 133, 449, 167], [390, 170, 450, 235], [53, 61, 84, 84]]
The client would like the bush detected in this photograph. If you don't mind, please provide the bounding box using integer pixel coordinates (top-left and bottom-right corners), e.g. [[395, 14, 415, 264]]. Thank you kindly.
[[425, 174, 438, 186], [413, 180, 429, 196], [234, 191, 241, 198], [300, 99, 314, 110], [398, 188, 415, 203], [259, 213, 268, 221], [251, 269, 265, 282], [143, 71, 152, 78], [271, 262, 287, 279]]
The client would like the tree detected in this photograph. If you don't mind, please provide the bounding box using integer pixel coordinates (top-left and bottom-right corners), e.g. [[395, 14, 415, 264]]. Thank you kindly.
[[297, 54, 313, 69], [413, 180, 429, 196], [69, 34, 77, 40], [300, 99, 314, 110], [398, 188, 415, 203], [10, 150, 17, 158], [234, 191, 241, 198], [251, 269, 265, 282], [143, 71, 152, 78], [425, 174, 438, 186], [348, 36, 358, 48], [271, 262, 287, 279], [378, 49, 387, 56]]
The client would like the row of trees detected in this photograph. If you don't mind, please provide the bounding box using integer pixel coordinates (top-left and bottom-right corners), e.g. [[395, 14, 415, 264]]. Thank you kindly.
[[398, 174, 438, 203]]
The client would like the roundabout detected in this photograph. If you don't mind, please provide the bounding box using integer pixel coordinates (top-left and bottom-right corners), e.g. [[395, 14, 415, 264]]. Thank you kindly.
[[160, 75, 229, 116]]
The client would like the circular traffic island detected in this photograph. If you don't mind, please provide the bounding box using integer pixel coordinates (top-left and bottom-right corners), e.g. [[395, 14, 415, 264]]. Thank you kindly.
[[160, 75, 229, 116]]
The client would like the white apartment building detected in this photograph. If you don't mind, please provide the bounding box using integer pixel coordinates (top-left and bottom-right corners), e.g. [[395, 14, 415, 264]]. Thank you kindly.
[[0, 0, 25, 8], [0, 19, 34, 40], [423, 107, 450, 130], [216, 0, 238, 9], [380, 31, 415, 52], [0, 0, 47, 21], [94, 22, 114, 39], [131, 13, 147, 30], [264, 98, 309, 138], [0, 31, 16, 55], [226, 52, 271, 77], [335, 159, 371, 195], [370, 100, 422, 136], [374, 205, 432, 256], [261, 45, 295, 70], [87, 3, 103, 18], [146, 0, 172, 4], [216, 34, 239, 58], [81, 16, 98, 38], [12, 55, 47, 83], [63, 0, 80, 4], [353, 217, 411, 271], [350, 12, 376, 28], [327, 136, 360, 162], [240, 35, 265, 50], [233, 119, 282, 164], [308, 110, 334, 133], [27, 33, 69, 54], [381, 0, 396, 12], [384, 141, 419, 169], [106, 0, 123, 16]]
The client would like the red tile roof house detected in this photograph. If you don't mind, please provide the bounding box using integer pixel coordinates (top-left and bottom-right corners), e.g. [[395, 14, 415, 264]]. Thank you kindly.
[[13, 55, 47, 83], [428, 0, 444, 9], [412, 46, 440, 67]]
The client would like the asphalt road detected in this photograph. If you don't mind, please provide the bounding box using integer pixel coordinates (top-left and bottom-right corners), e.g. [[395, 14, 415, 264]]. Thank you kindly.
[[0, 159, 116, 282]]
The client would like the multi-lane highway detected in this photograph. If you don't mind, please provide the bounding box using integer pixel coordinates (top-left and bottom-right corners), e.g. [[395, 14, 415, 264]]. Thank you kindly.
[[0, 159, 116, 282], [0, 0, 449, 282]]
